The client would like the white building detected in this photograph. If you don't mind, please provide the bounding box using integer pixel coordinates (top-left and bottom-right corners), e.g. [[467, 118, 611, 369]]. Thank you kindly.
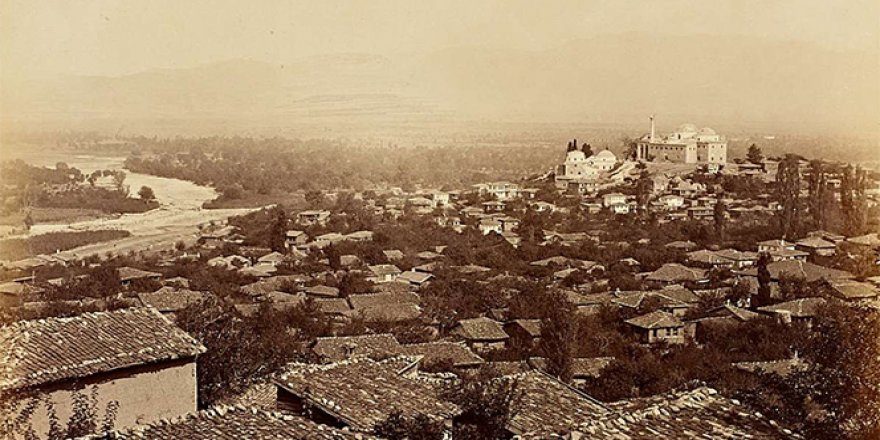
[[555, 140, 617, 188], [635, 117, 727, 164]]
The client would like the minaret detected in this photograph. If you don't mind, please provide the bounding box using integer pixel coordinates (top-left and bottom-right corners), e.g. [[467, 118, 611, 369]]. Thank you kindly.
[[650, 115, 656, 142]]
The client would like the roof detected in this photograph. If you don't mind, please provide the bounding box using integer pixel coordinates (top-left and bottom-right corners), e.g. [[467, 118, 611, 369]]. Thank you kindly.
[[0, 308, 205, 392], [398, 270, 433, 285], [276, 357, 459, 431], [740, 260, 852, 283], [382, 249, 404, 260], [312, 334, 402, 362], [664, 240, 697, 250], [706, 304, 763, 322], [528, 357, 614, 379], [350, 302, 421, 323], [117, 266, 162, 282], [656, 285, 700, 303], [646, 263, 707, 283], [137, 287, 207, 312], [257, 251, 286, 263], [509, 319, 542, 337], [734, 358, 807, 378], [758, 297, 826, 318], [828, 280, 880, 300], [568, 387, 800, 439], [88, 405, 377, 439], [399, 342, 484, 368], [625, 310, 683, 329], [368, 264, 402, 277], [505, 370, 609, 436], [453, 317, 509, 341], [315, 298, 352, 315], [348, 292, 420, 310], [758, 239, 795, 248], [847, 233, 880, 247], [305, 285, 340, 298], [795, 236, 836, 249]]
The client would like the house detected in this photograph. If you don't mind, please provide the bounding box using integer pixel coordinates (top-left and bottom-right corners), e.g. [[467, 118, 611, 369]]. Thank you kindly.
[[827, 279, 880, 301], [314, 298, 352, 324], [296, 210, 330, 226], [399, 342, 484, 371], [564, 387, 799, 439], [137, 287, 207, 317], [758, 297, 826, 326], [645, 263, 708, 285], [91, 405, 378, 439], [610, 203, 631, 215], [687, 249, 734, 269], [257, 251, 286, 267], [768, 248, 810, 262], [275, 357, 459, 433], [383, 249, 404, 261], [700, 304, 763, 325], [311, 334, 402, 362], [347, 292, 421, 324], [117, 266, 162, 286], [657, 194, 685, 209], [734, 357, 808, 379], [757, 239, 796, 254], [398, 270, 433, 287], [795, 236, 837, 257], [345, 230, 374, 242], [0, 282, 43, 307], [284, 230, 308, 248], [367, 264, 402, 283], [504, 319, 542, 349], [738, 260, 853, 283], [476, 181, 520, 200], [625, 310, 693, 344], [482, 200, 507, 212], [451, 317, 509, 352], [531, 201, 557, 212], [602, 192, 627, 207], [713, 249, 758, 268], [479, 218, 503, 235], [304, 285, 340, 298], [1, 308, 205, 437], [665, 240, 698, 251]]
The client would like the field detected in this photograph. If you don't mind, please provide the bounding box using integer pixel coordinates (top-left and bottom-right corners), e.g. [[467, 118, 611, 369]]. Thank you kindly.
[[0, 230, 131, 262]]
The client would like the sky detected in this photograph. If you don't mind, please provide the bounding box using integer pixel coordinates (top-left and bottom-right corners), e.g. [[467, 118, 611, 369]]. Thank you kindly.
[[2, 0, 878, 77]]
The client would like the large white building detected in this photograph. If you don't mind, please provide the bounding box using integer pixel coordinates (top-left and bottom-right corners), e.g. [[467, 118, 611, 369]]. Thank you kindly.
[[555, 139, 617, 188], [636, 117, 727, 164]]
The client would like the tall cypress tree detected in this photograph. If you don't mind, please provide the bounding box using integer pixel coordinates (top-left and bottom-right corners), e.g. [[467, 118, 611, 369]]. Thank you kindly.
[[776, 155, 802, 238]]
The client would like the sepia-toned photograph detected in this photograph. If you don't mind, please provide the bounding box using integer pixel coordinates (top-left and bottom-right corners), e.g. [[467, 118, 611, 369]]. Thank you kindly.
[[1, 1, 878, 438]]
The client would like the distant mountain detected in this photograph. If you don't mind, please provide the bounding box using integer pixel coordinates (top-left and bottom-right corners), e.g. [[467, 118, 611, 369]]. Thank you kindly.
[[3, 34, 877, 136]]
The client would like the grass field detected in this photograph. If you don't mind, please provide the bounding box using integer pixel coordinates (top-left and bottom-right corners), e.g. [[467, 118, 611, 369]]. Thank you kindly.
[[0, 230, 131, 261]]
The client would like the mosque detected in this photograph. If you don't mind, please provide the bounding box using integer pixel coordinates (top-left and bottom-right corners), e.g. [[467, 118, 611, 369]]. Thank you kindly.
[[554, 139, 617, 188], [635, 116, 727, 164]]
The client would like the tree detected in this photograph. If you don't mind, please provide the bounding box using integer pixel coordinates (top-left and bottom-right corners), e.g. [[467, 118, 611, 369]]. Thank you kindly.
[[373, 412, 446, 440], [755, 253, 773, 307], [841, 165, 868, 236], [807, 160, 829, 230], [443, 368, 521, 440], [713, 198, 727, 244], [776, 155, 802, 239], [582, 143, 594, 157], [111, 171, 126, 192], [539, 290, 577, 383], [268, 207, 287, 253], [634, 167, 652, 210], [746, 144, 764, 164], [137, 186, 156, 201]]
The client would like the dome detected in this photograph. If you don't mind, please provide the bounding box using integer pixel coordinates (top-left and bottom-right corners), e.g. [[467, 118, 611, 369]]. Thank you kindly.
[[595, 149, 616, 158], [676, 123, 698, 134], [698, 127, 716, 135]]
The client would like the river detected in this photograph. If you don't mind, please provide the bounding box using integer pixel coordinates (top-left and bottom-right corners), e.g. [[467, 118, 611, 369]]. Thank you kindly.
[[2, 148, 258, 261]]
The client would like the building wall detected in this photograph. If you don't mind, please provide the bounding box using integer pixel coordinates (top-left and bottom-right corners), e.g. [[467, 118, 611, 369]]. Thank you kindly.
[[637, 141, 727, 164], [13, 359, 198, 439]]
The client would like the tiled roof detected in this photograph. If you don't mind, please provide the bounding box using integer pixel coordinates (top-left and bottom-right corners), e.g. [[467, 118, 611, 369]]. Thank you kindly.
[[625, 310, 683, 329], [117, 266, 162, 282], [568, 387, 801, 439], [305, 285, 341, 298], [275, 357, 459, 432], [223, 382, 278, 410], [828, 280, 880, 300], [795, 236, 836, 249], [656, 285, 700, 303], [398, 270, 433, 285], [505, 370, 609, 436], [646, 263, 707, 283], [368, 264, 402, 277], [315, 298, 352, 315], [348, 292, 419, 310], [734, 358, 807, 378], [758, 297, 826, 318], [85, 405, 377, 439], [312, 334, 402, 362], [350, 302, 421, 323], [137, 287, 208, 313], [453, 317, 509, 341], [707, 304, 763, 322], [510, 319, 543, 337], [0, 308, 205, 392], [399, 342, 484, 368]]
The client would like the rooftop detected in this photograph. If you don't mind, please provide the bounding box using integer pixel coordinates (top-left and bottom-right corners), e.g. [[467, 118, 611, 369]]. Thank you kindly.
[[0, 308, 205, 392]]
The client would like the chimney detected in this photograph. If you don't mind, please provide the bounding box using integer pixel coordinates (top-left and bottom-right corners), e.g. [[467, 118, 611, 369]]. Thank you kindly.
[[650, 115, 656, 142]]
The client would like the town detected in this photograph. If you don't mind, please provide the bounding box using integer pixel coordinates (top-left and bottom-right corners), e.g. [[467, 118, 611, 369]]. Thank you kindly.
[[1, 118, 878, 439]]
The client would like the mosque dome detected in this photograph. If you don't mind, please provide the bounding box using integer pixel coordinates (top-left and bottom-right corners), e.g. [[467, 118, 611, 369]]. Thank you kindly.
[[595, 150, 616, 159], [698, 127, 716, 135], [676, 123, 698, 134]]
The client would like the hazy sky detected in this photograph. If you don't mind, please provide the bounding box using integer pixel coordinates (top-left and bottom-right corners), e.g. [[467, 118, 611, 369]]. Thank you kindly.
[[3, 0, 878, 77]]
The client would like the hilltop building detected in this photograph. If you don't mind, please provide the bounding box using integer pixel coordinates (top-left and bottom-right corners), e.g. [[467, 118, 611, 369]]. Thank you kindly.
[[555, 139, 617, 188], [636, 117, 727, 164]]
